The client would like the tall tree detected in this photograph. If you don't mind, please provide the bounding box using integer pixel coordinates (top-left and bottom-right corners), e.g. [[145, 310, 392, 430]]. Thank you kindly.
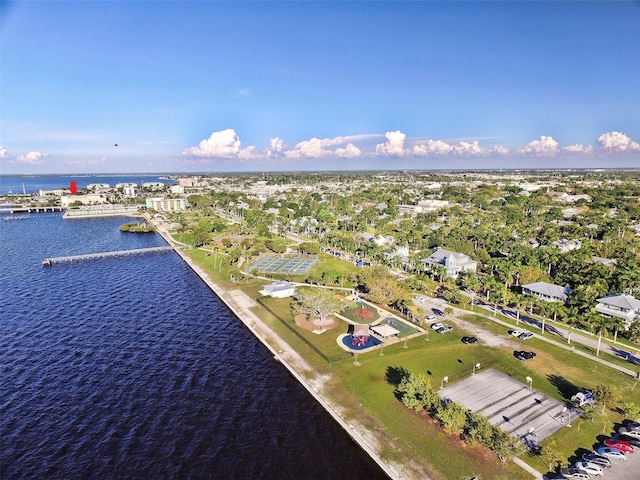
[[291, 287, 342, 325]]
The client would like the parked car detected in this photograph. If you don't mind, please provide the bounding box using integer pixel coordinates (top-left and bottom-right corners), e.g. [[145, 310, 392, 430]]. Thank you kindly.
[[430, 323, 444, 331], [436, 325, 453, 334], [560, 468, 590, 479], [595, 446, 627, 460], [580, 453, 611, 468], [514, 350, 536, 361], [604, 437, 634, 453], [519, 331, 534, 340], [510, 329, 525, 337], [627, 421, 640, 431], [619, 435, 640, 447], [414, 295, 426, 302], [571, 390, 596, 408], [461, 336, 478, 344], [619, 426, 640, 440], [572, 461, 603, 477], [425, 315, 437, 323]]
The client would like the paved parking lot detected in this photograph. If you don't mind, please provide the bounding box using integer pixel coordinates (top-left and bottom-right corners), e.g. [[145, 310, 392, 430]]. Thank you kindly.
[[588, 437, 640, 480]]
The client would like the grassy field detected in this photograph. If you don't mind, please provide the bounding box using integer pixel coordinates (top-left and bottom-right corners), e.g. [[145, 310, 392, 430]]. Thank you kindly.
[[185, 247, 638, 479]]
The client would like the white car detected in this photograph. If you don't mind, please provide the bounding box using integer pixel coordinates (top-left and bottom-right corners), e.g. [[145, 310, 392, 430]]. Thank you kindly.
[[560, 468, 590, 480], [572, 461, 603, 477], [430, 323, 444, 331], [619, 426, 640, 440], [510, 329, 525, 337], [425, 315, 437, 323], [519, 331, 534, 340], [414, 295, 426, 302], [595, 446, 627, 460]]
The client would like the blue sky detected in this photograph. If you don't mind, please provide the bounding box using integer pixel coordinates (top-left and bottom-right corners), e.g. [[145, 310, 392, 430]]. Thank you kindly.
[[1, 1, 639, 174]]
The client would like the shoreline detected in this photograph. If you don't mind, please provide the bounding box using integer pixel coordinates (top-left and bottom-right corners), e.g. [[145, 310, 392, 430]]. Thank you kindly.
[[153, 222, 406, 480]]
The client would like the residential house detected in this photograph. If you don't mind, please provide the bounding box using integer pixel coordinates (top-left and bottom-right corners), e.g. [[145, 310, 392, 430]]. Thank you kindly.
[[522, 281, 572, 303], [595, 294, 640, 330], [422, 247, 477, 279]]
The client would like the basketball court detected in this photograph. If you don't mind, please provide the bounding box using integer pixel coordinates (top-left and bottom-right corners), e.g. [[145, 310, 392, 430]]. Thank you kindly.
[[439, 369, 579, 445]]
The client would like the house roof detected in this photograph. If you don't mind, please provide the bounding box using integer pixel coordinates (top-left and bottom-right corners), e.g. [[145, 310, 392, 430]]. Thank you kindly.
[[596, 294, 640, 310], [522, 281, 571, 299]]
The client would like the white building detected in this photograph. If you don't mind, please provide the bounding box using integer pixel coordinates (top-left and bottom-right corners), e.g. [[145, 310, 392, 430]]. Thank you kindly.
[[522, 282, 572, 303], [259, 281, 296, 298], [422, 247, 477, 279], [595, 294, 640, 330], [145, 197, 188, 212], [61, 194, 108, 206]]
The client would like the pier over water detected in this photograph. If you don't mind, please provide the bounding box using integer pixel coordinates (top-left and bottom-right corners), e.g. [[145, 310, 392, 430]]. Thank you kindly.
[[43, 246, 174, 266]]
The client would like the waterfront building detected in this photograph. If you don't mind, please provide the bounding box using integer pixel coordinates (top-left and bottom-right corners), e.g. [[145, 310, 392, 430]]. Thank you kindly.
[[145, 197, 188, 212], [61, 194, 108, 207], [259, 281, 296, 298]]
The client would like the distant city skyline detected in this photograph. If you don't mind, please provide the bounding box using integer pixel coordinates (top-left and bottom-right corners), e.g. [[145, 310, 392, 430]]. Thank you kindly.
[[1, 1, 639, 174]]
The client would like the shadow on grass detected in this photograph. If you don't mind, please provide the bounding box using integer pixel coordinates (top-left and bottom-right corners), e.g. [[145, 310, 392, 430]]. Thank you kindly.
[[547, 373, 581, 402], [385, 365, 410, 387]]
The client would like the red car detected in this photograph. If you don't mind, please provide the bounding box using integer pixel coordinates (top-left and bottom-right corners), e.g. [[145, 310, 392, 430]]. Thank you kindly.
[[604, 437, 635, 453]]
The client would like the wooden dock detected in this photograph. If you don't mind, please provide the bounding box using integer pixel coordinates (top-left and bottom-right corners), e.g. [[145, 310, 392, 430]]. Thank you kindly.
[[43, 246, 174, 266]]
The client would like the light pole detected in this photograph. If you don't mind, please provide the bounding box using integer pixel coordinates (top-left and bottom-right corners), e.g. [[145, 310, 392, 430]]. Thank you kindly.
[[473, 363, 481, 375], [440, 376, 449, 389], [526, 376, 532, 391]]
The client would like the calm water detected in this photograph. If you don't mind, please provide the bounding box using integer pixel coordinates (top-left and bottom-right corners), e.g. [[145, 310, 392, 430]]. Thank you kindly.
[[1, 212, 388, 479]]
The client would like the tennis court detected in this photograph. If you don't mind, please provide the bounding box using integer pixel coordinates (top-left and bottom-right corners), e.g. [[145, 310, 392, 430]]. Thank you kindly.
[[248, 255, 319, 275]]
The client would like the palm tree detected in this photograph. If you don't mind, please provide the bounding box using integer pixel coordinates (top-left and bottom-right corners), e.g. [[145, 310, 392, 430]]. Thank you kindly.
[[509, 294, 526, 326], [608, 316, 627, 345], [592, 315, 609, 357], [565, 306, 580, 344]]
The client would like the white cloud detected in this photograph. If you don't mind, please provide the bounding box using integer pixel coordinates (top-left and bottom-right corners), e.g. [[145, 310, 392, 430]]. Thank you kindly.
[[284, 134, 373, 159], [412, 139, 452, 156], [376, 130, 406, 156], [492, 145, 510, 155], [238, 88, 251, 97], [182, 129, 255, 159], [0, 146, 6, 158], [16, 151, 47, 165], [335, 143, 361, 158], [452, 140, 486, 156], [517, 136, 559, 156], [597, 131, 640, 153], [267, 137, 286, 157], [562, 144, 593, 154]]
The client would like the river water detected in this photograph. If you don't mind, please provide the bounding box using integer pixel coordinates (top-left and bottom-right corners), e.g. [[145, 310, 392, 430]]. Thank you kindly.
[[0, 209, 388, 479]]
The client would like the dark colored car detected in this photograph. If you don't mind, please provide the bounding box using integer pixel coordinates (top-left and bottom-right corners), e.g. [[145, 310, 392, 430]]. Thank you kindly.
[[461, 336, 478, 344], [514, 350, 536, 361]]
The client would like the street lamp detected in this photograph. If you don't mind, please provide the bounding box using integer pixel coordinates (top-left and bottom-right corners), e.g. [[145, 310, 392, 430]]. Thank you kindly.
[[526, 376, 532, 391], [473, 363, 481, 375], [440, 376, 449, 389]]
